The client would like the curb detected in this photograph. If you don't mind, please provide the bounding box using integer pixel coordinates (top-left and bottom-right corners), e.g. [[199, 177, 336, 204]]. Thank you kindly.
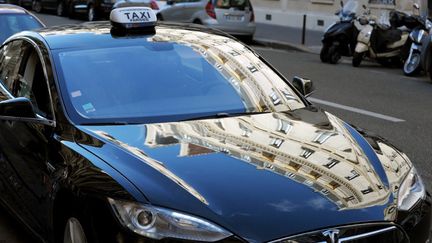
[[253, 37, 318, 54]]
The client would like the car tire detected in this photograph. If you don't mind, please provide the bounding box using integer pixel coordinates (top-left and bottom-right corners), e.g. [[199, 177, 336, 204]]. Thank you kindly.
[[156, 13, 163, 21], [56, 198, 99, 243], [63, 217, 88, 243], [32, 0, 42, 13], [193, 19, 202, 25], [320, 43, 331, 63], [57, 1, 66, 16], [68, 3, 75, 18], [87, 5, 97, 21], [429, 61, 432, 83], [403, 51, 422, 76], [352, 52, 364, 67]]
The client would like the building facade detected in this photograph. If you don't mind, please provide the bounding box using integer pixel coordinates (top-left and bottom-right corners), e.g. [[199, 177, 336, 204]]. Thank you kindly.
[[254, 0, 428, 32]]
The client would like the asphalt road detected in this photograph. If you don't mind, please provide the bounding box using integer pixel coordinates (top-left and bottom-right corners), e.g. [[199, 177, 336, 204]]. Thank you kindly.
[[1, 12, 431, 243]]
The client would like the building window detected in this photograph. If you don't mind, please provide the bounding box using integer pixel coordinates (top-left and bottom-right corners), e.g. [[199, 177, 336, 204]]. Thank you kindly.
[[313, 131, 337, 144], [369, 0, 395, 4]]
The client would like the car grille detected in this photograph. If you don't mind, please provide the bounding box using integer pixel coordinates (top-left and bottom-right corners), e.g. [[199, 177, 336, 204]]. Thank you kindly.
[[269, 223, 408, 243]]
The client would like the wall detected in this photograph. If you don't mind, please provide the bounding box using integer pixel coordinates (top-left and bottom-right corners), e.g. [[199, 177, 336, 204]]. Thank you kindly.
[[254, 0, 427, 32]]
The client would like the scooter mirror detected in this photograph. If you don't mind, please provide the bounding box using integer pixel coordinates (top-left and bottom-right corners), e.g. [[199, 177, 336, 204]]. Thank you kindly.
[[362, 4, 367, 9], [340, 0, 344, 8], [413, 3, 420, 10]]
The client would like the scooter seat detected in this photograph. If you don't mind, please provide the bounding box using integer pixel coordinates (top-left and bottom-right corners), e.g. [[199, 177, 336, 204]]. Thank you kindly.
[[376, 23, 391, 31], [387, 32, 408, 49]]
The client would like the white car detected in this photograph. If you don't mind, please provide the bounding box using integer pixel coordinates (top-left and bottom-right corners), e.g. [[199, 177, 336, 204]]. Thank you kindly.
[[157, 0, 255, 39]]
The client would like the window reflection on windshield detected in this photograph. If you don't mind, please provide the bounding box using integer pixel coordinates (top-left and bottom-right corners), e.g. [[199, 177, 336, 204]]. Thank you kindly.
[[56, 28, 305, 124], [0, 14, 43, 43]]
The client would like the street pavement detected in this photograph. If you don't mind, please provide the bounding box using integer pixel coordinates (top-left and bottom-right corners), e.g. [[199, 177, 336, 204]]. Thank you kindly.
[[1, 13, 431, 243], [254, 23, 323, 53]]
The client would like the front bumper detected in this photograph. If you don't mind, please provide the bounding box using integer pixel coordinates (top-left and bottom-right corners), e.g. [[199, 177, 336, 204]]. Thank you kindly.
[[397, 192, 432, 243], [90, 195, 431, 243]]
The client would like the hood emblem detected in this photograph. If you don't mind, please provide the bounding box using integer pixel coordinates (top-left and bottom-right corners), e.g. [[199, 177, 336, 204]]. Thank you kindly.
[[322, 229, 340, 243]]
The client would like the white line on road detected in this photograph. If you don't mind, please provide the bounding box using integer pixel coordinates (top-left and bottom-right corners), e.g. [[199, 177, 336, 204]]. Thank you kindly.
[[308, 97, 406, 123]]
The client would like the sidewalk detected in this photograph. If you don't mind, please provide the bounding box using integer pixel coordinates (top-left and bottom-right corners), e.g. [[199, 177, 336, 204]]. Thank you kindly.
[[251, 0, 335, 53]]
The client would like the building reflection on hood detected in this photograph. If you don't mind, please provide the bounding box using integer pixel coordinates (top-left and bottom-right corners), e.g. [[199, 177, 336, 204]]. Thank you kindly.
[[139, 111, 410, 219]]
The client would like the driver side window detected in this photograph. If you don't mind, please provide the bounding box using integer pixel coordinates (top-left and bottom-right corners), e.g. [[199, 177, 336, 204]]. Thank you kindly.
[[16, 44, 52, 119], [0, 41, 53, 119]]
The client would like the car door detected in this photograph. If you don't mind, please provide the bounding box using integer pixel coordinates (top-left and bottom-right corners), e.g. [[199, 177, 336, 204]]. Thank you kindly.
[[0, 39, 55, 237], [182, 0, 206, 22], [160, 0, 187, 21]]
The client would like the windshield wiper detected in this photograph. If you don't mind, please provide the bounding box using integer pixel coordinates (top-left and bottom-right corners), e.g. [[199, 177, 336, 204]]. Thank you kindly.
[[180, 111, 270, 122]]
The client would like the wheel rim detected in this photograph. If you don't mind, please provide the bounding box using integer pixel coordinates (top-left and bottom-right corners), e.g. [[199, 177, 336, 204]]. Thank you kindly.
[[57, 2, 63, 16], [404, 53, 420, 74], [63, 217, 87, 243], [88, 7, 94, 21]]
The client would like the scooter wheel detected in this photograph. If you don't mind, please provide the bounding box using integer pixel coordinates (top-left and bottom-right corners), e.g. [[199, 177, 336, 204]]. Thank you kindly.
[[328, 45, 341, 64], [352, 52, 364, 67], [320, 44, 331, 63], [403, 52, 422, 76]]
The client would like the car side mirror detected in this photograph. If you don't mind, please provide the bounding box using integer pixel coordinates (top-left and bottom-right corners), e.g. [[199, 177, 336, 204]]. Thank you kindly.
[[0, 97, 37, 118], [292, 76, 315, 97]]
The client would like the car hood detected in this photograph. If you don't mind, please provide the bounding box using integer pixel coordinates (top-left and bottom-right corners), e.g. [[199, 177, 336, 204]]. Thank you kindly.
[[76, 107, 412, 242]]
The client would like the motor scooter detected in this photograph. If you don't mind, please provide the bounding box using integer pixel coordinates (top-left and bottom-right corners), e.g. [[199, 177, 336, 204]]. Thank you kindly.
[[420, 32, 432, 82], [352, 6, 409, 67], [402, 3, 432, 76], [320, 0, 360, 64]]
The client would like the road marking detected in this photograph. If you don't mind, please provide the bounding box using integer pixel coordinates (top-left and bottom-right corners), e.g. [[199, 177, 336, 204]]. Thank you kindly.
[[308, 97, 405, 123]]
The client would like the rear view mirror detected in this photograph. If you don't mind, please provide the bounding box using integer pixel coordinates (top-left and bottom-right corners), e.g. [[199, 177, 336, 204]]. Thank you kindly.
[[0, 97, 36, 118], [362, 4, 367, 9], [292, 76, 315, 97], [413, 3, 420, 10], [166, 0, 175, 5], [340, 0, 344, 7]]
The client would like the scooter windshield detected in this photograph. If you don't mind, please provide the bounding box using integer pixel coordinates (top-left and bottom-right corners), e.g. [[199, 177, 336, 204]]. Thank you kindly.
[[341, 0, 359, 17]]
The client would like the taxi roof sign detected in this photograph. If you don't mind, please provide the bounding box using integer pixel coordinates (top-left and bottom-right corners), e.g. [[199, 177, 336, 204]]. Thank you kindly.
[[110, 7, 157, 30]]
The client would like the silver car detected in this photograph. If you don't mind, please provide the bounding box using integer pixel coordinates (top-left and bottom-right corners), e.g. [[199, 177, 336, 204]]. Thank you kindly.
[[157, 0, 255, 38]]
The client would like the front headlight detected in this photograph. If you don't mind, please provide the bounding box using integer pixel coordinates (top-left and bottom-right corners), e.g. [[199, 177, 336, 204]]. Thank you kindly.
[[108, 198, 233, 241], [397, 168, 426, 211]]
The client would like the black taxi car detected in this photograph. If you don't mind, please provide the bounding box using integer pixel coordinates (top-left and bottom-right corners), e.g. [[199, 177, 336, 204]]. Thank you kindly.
[[0, 7, 430, 243]]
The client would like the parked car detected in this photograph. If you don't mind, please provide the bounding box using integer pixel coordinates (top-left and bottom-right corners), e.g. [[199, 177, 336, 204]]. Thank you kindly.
[[84, 0, 159, 21], [27, 0, 68, 16], [0, 7, 430, 243], [0, 4, 44, 43], [157, 0, 255, 39], [5, 0, 33, 9]]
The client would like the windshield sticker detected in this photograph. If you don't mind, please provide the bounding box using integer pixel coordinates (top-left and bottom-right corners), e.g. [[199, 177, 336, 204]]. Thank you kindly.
[[71, 90, 82, 98], [83, 103, 96, 113]]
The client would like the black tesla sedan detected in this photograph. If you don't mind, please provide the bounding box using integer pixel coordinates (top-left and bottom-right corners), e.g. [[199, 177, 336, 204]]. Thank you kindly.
[[0, 7, 430, 243]]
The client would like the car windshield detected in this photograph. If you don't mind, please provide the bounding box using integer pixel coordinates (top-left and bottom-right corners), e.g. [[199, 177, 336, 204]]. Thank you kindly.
[[0, 14, 43, 43], [54, 29, 305, 124]]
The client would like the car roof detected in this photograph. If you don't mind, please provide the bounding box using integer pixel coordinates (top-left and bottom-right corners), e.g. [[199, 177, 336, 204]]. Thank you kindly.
[[23, 21, 235, 50], [0, 4, 28, 14]]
